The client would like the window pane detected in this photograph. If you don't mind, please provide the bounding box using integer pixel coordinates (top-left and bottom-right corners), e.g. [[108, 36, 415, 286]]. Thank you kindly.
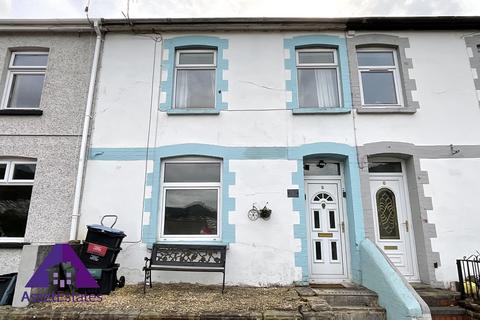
[[304, 162, 340, 176], [313, 210, 320, 229], [331, 242, 338, 261], [175, 69, 215, 108], [178, 52, 214, 65], [329, 210, 336, 229], [164, 189, 218, 235], [298, 68, 339, 108], [0, 164, 6, 180], [368, 162, 402, 173], [315, 241, 322, 260], [0, 185, 32, 237], [361, 71, 397, 105], [376, 188, 400, 240], [13, 54, 48, 67], [357, 51, 394, 66], [8, 74, 45, 108], [164, 163, 220, 182], [298, 51, 334, 64], [12, 164, 36, 180]]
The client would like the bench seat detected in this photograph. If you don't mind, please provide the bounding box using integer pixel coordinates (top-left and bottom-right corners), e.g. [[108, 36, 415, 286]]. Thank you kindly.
[[143, 243, 228, 293]]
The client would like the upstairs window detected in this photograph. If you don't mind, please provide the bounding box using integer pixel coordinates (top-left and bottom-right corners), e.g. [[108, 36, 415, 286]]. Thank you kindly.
[[174, 49, 216, 109], [0, 160, 36, 241], [357, 48, 402, 106], [161, 157, 221, 240], [296, 48, 341, 108], [1, 52, 48, 109]]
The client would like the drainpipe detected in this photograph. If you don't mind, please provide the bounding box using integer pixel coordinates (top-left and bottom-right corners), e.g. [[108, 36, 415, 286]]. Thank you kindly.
[[69, 19, 103, 240]]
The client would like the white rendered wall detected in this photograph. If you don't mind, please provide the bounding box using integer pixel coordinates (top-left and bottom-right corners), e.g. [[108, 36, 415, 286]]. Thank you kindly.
[[80, 159, 301, 285], [228, 160, 300, 285], [91, 32, 356, 149], [83, 30, 480, 286], [79, 160, 147, 242], [421, 158, 480, 286]]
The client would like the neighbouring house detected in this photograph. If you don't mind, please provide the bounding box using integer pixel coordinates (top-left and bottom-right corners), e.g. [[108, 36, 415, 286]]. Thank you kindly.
[[2, 16, 480, 319], [0, 20, 97, 275]]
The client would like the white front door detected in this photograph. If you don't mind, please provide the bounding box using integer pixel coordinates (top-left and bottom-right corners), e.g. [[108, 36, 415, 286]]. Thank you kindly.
[[369, 175, 419, 281], [306, 181, 348, 281]]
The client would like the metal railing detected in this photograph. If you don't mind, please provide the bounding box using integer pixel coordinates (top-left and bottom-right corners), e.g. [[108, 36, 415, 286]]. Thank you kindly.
[[457, 252, 480, 301]]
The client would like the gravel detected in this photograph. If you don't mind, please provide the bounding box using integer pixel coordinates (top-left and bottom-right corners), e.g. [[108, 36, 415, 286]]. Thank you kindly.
[[29, 284, 304, 314]]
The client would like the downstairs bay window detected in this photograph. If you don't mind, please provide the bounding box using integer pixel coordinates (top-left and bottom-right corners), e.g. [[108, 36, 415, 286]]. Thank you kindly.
[[160, 157, 221, 240]]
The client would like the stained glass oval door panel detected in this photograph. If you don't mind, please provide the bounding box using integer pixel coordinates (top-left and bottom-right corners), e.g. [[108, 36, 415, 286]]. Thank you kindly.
[[376, 188, 400, 240]]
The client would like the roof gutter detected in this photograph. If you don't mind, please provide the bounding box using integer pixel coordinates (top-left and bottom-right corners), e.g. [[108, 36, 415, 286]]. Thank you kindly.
[[0, 19, 93, 32], [69, 19, 102, 241]]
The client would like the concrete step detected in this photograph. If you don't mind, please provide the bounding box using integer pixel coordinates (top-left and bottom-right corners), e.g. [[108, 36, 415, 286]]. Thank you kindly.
[[302, 306, 386, 320], [312, 288, 379, 307], [332, 306, 386, 320], [430, 306, 468, 315], [430, 307, 471, 320], [413, 285, 461, 307]]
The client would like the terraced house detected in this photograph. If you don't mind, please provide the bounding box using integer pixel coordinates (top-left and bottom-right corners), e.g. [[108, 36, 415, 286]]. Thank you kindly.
[[1, 17, 480, 319], [0, 21, 96, 275]]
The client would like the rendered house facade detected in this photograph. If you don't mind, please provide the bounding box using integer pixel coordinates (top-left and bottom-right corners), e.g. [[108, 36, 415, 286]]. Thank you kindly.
[[78, 16, 480, 297]]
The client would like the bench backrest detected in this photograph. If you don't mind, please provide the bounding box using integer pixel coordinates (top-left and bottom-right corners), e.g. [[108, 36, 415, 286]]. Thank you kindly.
[[150, 244, 227, 268]]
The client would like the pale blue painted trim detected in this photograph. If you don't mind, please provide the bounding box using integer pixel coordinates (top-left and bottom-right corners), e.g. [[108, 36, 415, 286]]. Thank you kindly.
[[284, 35, 352, 112], [166, 108, 220, 115], [89, 145, 288, 161], [160, 36, 228, 112], [89, 143, 365, 282], [288, 142, 364, 283], [292, 107, 350, 114], [360, 239, 423, 319], [142, 159, 161, 244], [291, 160, 308, 283], [155, 241, 230, 247], [109, 144, 236, 245]]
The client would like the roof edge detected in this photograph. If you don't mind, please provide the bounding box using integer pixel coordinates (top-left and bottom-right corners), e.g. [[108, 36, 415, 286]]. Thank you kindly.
[[0, 16, 479, 32]]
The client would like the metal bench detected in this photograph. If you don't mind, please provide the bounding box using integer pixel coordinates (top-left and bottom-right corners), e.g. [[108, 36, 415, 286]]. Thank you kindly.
[[143, 243, 227, 293]]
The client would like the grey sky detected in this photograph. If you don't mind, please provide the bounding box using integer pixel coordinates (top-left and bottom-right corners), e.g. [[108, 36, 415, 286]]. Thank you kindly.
[[1, 0, 480, 19]]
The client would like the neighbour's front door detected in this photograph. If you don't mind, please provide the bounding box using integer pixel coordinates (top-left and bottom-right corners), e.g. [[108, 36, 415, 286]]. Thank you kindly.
[[306, 181, 348, 282], [369, 174, 419, 281]]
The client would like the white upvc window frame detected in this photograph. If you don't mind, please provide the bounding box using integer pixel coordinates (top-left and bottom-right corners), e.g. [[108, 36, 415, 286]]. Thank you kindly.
[[173, 49, 217, 109], [295, 47, 342, 108], [0, 160, 36, 243], [159, 157, 222, 241], [357, 48, 403, 107], [1, 51, 48, 110]]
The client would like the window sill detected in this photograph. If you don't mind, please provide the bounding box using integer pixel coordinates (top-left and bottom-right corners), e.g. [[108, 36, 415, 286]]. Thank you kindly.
[[292, 107, 351, 115], [0, 109, 43, 116], [166, 108, 220, 115], [0, 242, 30, 248], [356, 106, 417, 114], [148, 240, 229, 249]]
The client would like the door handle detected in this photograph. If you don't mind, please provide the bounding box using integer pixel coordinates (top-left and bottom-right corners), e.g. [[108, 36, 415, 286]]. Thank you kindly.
[[404, 220, 409, 232], [341, 222, 345, 233]]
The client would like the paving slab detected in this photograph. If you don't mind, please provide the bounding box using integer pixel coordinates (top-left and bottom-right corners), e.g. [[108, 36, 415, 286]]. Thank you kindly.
[[294, 287, 316, 297]]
